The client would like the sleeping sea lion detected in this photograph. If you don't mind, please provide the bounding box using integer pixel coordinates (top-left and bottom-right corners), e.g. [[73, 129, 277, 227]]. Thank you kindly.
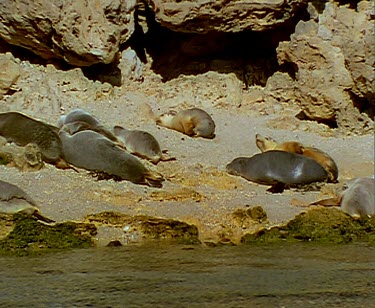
[[144, 105, 216, 139], [0, 180, 54, 223], [59, 130, 164, 188], [58, 108, 119, 143], [226, 151, 328, 193], [0, 112, 69, 169], [113, 125, 175, 164], [255, 134, 338, 182], [340, 177, 374, 218]]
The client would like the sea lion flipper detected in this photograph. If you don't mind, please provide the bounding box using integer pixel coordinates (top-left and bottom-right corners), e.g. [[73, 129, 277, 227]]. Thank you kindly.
[[267, 182, 285, 194], [144, 171, 165, 188], [160, 155, 176, 162], [33, 211, 56, 224], [309, 197, 341, 207]]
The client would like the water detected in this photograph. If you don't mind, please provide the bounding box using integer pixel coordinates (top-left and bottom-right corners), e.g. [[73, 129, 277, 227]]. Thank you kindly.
[[0, 242, 374, 307]]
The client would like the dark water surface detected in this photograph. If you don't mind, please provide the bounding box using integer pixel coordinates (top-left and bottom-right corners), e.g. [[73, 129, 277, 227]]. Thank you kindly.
[[0, 242, 374, 307]]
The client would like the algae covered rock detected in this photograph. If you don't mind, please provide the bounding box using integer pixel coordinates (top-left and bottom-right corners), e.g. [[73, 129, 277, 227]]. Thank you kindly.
[[85, 211, 200, 244], [241, 208, 375, 245], [0, 214, 97, 256]]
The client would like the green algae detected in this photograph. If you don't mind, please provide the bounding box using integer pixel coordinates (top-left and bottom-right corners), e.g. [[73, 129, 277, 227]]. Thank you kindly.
[[241, 208, 375, 245], [0, 152, 11, 165], [0, 214, 97, 256]]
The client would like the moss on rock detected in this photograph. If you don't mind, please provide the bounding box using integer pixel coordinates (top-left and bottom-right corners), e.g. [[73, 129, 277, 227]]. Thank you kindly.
[[241, 208, 375, 245], [0, 214, 97, 256]]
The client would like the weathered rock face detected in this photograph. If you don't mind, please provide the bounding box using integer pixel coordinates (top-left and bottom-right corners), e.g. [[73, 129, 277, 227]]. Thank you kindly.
[[0, 136, 44, 171], [145, 0, 307, 33], [0, 0, 136, 66], [0, 54, 20, 99], [277, 1, 374, 133]]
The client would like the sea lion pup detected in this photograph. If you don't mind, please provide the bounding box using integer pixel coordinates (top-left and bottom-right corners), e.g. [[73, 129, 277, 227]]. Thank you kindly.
[[58, 109, 119, 143], [340, 177, 374, 218], [226, 151, 328, 193], [0, 180, 54, 223], [113, 125, 175, 164], [59, 130, 164, 188], [145, 105, 215, 139], [255, 134, 338, 182], [0, 112, 69, 169]]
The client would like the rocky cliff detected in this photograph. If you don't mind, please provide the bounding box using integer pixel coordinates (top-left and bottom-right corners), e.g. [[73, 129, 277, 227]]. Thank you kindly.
[[0, 0, 373, 133]]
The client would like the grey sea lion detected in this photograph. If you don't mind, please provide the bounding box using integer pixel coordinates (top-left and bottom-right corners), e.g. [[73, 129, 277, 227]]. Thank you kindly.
[[0, 180, 54, 223], [0, 112, 69, 169], [113, 125, 175, 164], [255, 134, 338, 182], [59, 130, 164, 188], [151, 107, 215, 139], [226, 151, 328, 193], [340, 177, 374, 218], [58, 109, 119, 143]]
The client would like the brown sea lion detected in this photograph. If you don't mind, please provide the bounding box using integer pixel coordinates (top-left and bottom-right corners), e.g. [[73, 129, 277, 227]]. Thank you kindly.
[[226, 151, 328, 193], [113, 125, 175, 164], [144, 105, 215, 139], [58, 109, 119, 143], [0, 112, 69, 169], [59, 130, 164, 188], [255, 134, 338, 182], [0, 180, 54, 223]]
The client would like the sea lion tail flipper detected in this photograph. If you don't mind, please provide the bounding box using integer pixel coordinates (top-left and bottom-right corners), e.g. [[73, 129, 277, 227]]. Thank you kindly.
[[55, 160, 80, 173], [145, 171, 165, 188], [113, 125, 124, 135], [139, 103, 158, 122], [309, 197, 341, 207], [33, 211, 56, 224], [160, 155, 176, 162], [267, 182, 286, 194]]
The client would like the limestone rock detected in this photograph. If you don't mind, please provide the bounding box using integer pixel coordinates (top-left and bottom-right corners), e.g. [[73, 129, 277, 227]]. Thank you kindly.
[[0, 54, 20, 99], [0, 0, 136, 66], [0, 136, 44, 171], [155, 72, 243, 109], [145, 0, 307, 33], [85, 211, 200, 244], [119, 48, 144, 82], [276, 1, 374, 134]]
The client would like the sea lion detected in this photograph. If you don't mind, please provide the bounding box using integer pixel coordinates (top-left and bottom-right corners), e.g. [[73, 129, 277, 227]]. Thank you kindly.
[[153, 107, 216, 139], [0, 180, 54, 223], [59, 130, 164, 188], [340, 177, 374, 218], [58, 109, 119, 143], [113, 125, 175, 164], [226, 151, 328, 193], [0, 112, 69, 169], [255, 134, 338, 182]]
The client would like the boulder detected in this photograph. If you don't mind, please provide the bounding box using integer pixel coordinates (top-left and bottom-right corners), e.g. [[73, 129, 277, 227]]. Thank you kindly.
[[145, 0, 307, 33], [0, 0, 136, 66], [277, 1, 374, 134], [0, 54, 20, 99]]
